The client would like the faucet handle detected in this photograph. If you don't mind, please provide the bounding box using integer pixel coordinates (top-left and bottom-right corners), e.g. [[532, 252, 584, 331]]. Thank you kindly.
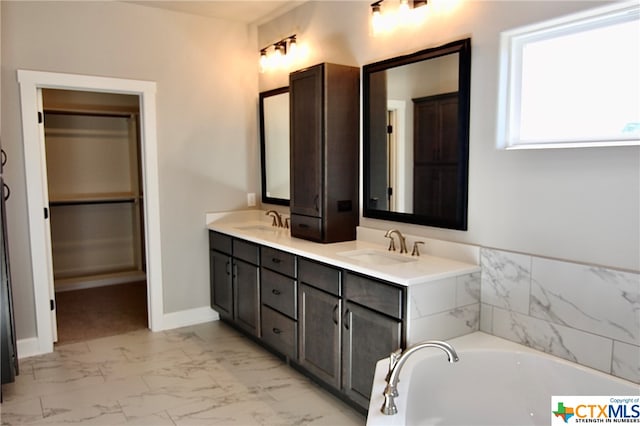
[[411, 241, 425, 256], [386, 348, 402, 379], [386, 235, 396, 251]]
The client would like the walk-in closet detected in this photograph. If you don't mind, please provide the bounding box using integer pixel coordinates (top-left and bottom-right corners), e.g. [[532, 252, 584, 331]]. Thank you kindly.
[[43, 89, 148, 344]]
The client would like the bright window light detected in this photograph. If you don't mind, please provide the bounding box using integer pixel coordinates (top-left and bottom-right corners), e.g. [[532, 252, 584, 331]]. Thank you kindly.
[[497, 1, 640, 149]]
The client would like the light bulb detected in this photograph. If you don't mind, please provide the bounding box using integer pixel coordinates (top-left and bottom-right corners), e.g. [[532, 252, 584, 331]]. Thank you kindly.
[[372, 4, 384, 34], [399, 0, 410, 14], [288, 37, 297, 56], [259, 50, 268, 73]]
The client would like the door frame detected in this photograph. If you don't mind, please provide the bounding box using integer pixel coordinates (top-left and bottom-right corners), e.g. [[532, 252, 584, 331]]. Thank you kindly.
[[387, 100, 407, 212], [17, 70, 164, 355]]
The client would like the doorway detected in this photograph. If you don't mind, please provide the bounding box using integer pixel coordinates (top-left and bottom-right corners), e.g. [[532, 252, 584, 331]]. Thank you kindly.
[[18, 70, 164, 355], [42, 89, 148, 344], [386, 100, 408, 213]]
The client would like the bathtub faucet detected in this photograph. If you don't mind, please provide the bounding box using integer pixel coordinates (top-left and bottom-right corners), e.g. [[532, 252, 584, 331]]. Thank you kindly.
[[381, 341, 459, 415]]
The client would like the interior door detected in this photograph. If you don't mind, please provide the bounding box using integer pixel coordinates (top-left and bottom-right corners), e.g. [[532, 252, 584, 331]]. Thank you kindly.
[[36, 88, 58, 342]]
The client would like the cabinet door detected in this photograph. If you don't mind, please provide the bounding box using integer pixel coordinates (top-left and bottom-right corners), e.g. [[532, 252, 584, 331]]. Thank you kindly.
[[413, 165, 459, 220], [342, 302, 401, 409], [233, 259, 260, 337], [290, 64, 322, 217], [414, 93, 458, 163], [210, 250, 232, 319], [298, 283, 341, 389]]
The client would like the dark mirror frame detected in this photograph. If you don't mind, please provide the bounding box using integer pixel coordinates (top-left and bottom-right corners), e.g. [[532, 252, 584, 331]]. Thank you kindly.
[[259, 86, 290, 206], [363, 38, 471, 230]]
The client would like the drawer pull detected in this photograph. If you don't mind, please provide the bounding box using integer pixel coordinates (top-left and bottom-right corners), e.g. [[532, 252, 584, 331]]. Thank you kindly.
[[272, 327, 282, 335], [299, 223, 310, 229], [271, 257, 282, 264], [272, 289, 281, 296]]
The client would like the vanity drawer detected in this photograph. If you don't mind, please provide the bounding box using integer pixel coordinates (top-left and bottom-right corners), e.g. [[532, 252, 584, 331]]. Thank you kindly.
[[344, 272, 404, 319], [261, 305, 297, 359], [261, 246, 296, 277], [209, 231, 232, 255], [298, 258, 341, 297], [261, 268, 297, 319], [290, 214, 323, 242], [233, 239, 259, 265]]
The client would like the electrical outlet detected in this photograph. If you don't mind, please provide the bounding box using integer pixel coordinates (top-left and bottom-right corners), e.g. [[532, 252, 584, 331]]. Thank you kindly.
[[247, 193, 256, 207]]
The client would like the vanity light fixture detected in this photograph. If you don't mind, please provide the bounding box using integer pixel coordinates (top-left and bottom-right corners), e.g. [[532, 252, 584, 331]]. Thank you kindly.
[[259, 34, 298, 73], [370, 0, 428, 35], [371, 1, 384, 34]]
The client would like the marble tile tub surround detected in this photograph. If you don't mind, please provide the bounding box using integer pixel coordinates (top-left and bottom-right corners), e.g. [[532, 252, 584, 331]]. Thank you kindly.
[[480, 248, 640, 384], [407, 271, 481, 345]]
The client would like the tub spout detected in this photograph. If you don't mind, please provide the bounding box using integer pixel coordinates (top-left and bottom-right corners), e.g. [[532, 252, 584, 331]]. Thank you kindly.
[[381, 340, 459, 415]]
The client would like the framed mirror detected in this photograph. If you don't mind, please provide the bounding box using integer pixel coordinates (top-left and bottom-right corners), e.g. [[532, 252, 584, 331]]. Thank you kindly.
[[259, 87, 290, 206], [363, 38, 471, 230]]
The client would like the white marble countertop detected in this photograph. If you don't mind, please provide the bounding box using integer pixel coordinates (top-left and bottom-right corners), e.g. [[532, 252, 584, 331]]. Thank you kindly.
[[205, 210, 480, 287]]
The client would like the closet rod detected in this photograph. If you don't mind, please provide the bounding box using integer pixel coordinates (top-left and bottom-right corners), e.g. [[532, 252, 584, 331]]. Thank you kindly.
[[50, 198, 137, 207], [44, 109, 137, 118]]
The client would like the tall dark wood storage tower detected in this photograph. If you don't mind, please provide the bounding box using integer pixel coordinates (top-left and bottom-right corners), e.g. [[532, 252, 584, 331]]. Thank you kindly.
[[289, 63, 359, 243]]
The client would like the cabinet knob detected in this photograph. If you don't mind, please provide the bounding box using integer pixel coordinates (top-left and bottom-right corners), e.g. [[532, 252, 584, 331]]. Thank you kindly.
[[271, 257, 282, 264], [272, 327, 281, 335], [272, 289, 281, 296]]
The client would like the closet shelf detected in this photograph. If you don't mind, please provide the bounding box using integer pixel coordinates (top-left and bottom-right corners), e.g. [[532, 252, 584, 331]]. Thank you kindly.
[[50, 192, 140, 206]]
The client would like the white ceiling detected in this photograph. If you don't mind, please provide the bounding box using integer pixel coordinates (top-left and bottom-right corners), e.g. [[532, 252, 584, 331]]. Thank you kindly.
[[125, 1, 304, 25]]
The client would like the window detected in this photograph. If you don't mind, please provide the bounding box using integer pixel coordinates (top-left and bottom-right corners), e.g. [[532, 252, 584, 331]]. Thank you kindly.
[[497, 1, 640, 149]]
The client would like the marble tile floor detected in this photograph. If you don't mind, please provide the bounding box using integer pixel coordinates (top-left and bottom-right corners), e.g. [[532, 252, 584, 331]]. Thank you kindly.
[[0, 321, 366, 426]]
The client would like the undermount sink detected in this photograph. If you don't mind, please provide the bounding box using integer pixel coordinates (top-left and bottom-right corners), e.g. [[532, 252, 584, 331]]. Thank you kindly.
[[337, 249, 417, 266], [234, 224, 280, 232]]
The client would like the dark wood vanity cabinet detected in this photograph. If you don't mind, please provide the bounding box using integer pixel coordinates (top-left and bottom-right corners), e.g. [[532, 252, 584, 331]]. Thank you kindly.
[[208, 231, 406, 412], [260, 247, 298, 359], [232, 239, 260, 336], [342, 272, 403, 409], [297, 260, 404, 410], [209, 231, 260, 337], [413, 93, 460, 220], [209, 232, 233, 318], [298, 258, 342, 389], [289, 63, 360, 243]]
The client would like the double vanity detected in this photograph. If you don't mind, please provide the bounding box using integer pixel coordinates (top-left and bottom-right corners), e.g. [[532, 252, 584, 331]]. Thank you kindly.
[[211, 37, 477, 412], [206, 210, 480, 412]]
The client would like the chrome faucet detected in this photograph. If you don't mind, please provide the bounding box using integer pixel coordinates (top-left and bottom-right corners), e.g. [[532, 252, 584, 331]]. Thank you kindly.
[[265, 210, 284, 228], [384, 229, 408, 254], [381, 341, 459, 415]]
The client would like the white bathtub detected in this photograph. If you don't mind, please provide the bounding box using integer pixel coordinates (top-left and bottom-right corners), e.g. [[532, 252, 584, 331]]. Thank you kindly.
[[367, 332, 639, 426]]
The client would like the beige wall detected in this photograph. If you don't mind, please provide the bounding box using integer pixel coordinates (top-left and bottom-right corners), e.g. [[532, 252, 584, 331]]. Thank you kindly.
[[259, 0, 640, 272], [1, 1, 259, 339], [3, 0, 638, 343]]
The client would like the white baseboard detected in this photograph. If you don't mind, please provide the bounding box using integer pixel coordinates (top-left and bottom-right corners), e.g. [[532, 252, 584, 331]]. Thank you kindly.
[[160, 306, 220, 331], [17, 337, 42, 359]]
